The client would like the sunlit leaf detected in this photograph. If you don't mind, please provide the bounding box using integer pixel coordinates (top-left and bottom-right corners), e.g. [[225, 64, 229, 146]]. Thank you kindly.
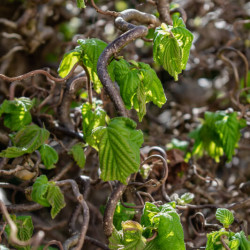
[[0, 125, 49, 158], [69, 142, 86, 168], [215, 208, 234, 228], [0, 97, 34, 131], [38, 144, 58, 169], [91, 117, 143, 183], [76, 0, 86, 9]]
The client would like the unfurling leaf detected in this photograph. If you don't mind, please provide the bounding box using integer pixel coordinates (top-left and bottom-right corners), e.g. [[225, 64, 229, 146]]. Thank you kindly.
[[113, 59, 166, 121], [38, 144, 58, 169], [153, 16, 193, 80], [46, 183, 66, 219], [5, 215, 33, 250], [141, 202, 185, 250], [31, 175, 65, 218], [91, 117, 144, 184], [81, 101, 107, 146], [0, 124, 49, 158], [189, 111, 246, 162], [76, 0, 86, 9], [0, 97, 34, 131], [215, 208, 234, 228], [69, 142, 86, 168]]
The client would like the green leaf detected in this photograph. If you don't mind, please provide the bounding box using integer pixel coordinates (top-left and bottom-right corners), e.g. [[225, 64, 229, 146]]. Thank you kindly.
[[77, 39, 108, 93], [81, 101, 107, 146], [0, 124, 50, 158], [69, 142, 86, 168], [5, 215, 33, 250], [109, 221, 146, 250], [76, 0, 85, 9], [141, 202, 185, 250], [38, 144, 58, 169], [58, 48, 81, 78], [31, 175, 66, 218], [46, 183, 66, 219], [91, 117, 144, 184], [178, 192, 194, 205], [189, 111, 246, 162], [113, 59, 166, 121], [31, 175, 50, 207], [205, 229, 236, 250], [215, 208, 234, 228], [233, 231, 250, 250], [153, 16, 193, 80], [0, 97, 34, 131], [113, 202, 136, 230], [166, 138, 189, 151]]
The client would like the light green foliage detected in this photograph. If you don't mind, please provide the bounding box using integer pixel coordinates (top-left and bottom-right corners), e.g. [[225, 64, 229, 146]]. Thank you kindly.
[[0, 97, 34, 131], [46, 184, 66, 219], [113, 202, 136, 230], [0, 124, 49, 158], [58, 48, 81, 78], [141, 202, 185, 250], [166, 138, 189, 151], [113, 59, 166, 121], [215, 208, 234, 228], [91, 117, 143, 184], [81, 100, 107, 146], [76, 0, 86, 9], [109, 221, 146, 250], [153, 16, 193, 80], [233, 231, 250, 250], [38, 144, 58, 169], [206, 229, 240, 250], [5, 215, 33, 250], [0, 245, 9, 250], [177, 192, 194, 205], [58, 38, 112, 93], [189, 111, 246, 162], [31, 175, 66, 219], [69, 142, 86, 168]]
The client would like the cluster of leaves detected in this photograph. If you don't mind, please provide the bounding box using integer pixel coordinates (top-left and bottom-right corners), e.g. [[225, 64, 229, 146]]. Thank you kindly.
[[4, 215, 56, 250], [0, 98, 58, 169], [153, 16, 193, 81], [189, 111, 246, 162], [31, 175, 66, 219], [206, 208, 250, 250], [109, 202, 185, 250]]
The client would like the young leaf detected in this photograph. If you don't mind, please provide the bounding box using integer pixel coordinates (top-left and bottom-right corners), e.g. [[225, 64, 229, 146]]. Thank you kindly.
[[5, 215, 33, 250], [215, 208, 234, 228], [58, 48, 81, 78], [178, 192, 194, 205], [69, 142, 86, 168], [189, 111, 246, 162], [109, 221, 146, 250], [81, 101, 107, 146], [91, 117, 144, 184], [166, 138, 189, 152], [113, 202, 136, 230], [233, 231, 250, 250], [0, 97, 34, 131], [77, 39, 109, 93], [141, 202, 185, 250], [76, 0, 86, 9], [113, 59, 166, 121], [31, 175, 66, 218], [31, 175, 50, 207], [46, 183, 66, 219], [0, 124, 50, 158], [153, 16, 193, 80], [38, 144, 58, 169]]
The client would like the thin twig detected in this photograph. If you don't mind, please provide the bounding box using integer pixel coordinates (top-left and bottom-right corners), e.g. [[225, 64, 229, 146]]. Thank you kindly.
[[90, 0, 119, 17]]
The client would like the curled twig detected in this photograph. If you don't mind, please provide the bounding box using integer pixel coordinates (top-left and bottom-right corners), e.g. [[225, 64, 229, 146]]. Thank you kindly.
[[90, 0, 119, 17], [0, 63, 79, 83], [56, 179, 89, 250]]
